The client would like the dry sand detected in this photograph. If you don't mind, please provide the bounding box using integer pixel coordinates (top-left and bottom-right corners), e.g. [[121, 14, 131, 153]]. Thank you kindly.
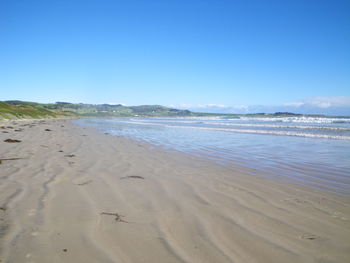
[[0, 119, 349, 263]]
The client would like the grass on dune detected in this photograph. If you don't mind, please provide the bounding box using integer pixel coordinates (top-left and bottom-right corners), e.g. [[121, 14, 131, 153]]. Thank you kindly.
[[0, 101, 65, 119]]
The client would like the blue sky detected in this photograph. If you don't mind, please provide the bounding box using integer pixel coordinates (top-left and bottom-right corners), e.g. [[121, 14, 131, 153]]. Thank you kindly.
[[0, 0, 349, 114]]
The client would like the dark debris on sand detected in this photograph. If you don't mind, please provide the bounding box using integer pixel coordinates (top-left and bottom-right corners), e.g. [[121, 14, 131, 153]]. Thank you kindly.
[[101, 212, 128, 223], [3, 139, 21, 143], [76, 180, 93, 186], [300, 234, 320, 240], [121, 175, 145, 180], [0, 158, 25, 165]]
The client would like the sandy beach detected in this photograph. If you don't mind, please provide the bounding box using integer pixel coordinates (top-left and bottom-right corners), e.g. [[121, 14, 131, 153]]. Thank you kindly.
[[0, 119, 349, 263]]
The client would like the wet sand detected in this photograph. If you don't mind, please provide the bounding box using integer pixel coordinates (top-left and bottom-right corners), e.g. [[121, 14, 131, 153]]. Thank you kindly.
[[0, 119, 349, 263]]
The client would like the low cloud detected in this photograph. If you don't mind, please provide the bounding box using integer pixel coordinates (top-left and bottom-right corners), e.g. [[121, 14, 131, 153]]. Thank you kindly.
[[172, 104, 250, 114], [305, 96, 350, 108], [103, 102, 127, 106], [197, 104, 227, 108], [172, 96, 350, 116], [174, 104, 227, 109], [285, 97, 350, 109], [283, 102, 305, 107]]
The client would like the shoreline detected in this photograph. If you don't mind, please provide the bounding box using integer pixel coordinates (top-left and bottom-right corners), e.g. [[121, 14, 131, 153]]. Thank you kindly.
[[75, 118, 350, 198], [1, 119, 349, 262]]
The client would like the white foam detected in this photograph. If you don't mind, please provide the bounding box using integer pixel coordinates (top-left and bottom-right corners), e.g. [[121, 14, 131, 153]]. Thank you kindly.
[[167, 125, 350, 140], [117, 120, 350, 140], [128, 118, 350, 131], [239, 116, 350, 124], [203, 122, 350, 131]]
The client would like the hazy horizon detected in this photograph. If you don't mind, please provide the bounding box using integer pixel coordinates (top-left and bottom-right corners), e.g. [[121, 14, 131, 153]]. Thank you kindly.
[[2, 98, 350, 116]]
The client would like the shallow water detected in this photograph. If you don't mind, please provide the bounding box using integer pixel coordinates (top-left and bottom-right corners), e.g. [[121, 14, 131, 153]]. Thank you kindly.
[[75, 117, 350, 197]]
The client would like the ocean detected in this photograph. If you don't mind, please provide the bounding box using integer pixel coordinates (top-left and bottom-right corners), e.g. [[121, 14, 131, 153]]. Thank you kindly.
[[75, 116, 350, 197]]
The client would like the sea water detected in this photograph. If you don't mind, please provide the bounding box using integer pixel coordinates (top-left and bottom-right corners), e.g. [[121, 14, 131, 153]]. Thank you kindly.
[[75, 117, 350, 197]]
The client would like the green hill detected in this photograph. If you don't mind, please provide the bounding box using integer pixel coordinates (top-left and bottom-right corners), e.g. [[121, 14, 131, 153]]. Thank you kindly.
[[0, 101, 66, 119], [0, 101, 194, 119]]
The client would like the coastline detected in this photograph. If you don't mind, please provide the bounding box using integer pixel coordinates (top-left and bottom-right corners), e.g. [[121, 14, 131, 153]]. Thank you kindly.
[[0, 119, 349, 262]]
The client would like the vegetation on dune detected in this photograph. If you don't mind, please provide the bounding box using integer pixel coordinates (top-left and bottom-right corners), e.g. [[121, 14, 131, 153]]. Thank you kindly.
[[0, 101, 194, 119], [0, 101, 67, 119], [41, 102, 193, 117]]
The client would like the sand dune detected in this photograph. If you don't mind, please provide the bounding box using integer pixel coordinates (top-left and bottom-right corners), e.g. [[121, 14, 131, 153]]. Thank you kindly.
[[0, 119, 349, 263]]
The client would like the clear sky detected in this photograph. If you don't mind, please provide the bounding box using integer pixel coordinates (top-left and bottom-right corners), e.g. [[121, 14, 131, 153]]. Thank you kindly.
[[0, 0, 349, 113]]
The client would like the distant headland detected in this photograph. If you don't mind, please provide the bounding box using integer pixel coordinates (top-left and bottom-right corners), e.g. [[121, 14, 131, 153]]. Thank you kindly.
[[0, 100, 347, 120]]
